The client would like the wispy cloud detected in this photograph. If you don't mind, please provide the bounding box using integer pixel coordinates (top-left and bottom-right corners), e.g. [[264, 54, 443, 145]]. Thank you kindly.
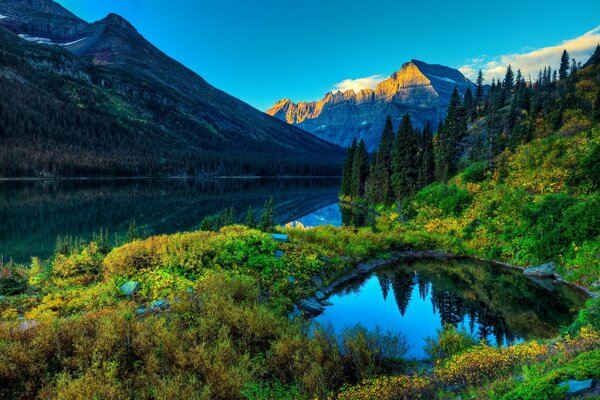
[[333, 74, 386, 93], [459, 25, 600, 82]]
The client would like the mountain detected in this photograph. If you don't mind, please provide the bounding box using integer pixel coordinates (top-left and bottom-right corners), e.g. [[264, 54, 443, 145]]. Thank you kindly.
[[0, 0, 344, 177], [266, 60, 475, 150]]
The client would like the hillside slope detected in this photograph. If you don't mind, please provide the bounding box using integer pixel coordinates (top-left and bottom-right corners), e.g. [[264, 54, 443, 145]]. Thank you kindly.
[[0, 0, 344, 177]]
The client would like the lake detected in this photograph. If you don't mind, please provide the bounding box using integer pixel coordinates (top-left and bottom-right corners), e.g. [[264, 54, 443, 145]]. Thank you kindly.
[[314, 259, 589, 359], [0, 178, 342, 263]]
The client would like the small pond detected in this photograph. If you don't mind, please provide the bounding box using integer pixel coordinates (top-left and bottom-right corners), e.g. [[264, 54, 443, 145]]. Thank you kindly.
[[314, 259, 589, 359]]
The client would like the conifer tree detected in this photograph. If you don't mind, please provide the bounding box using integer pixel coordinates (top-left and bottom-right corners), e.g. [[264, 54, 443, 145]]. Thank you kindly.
[[475, 69, 484, 109], [351, 139, 370, 197], [503, 65, 514, 104], [367, 117, 395, 203], [127, 220, 139, 242], [341, 138, 357, 195], [418, 122, 435, 188], [463, 87, 475, 121], [245, 206, 255, 228], [260, 197, 274, 231], [391, 114, 419, 198], [559, 49, 570, 80]]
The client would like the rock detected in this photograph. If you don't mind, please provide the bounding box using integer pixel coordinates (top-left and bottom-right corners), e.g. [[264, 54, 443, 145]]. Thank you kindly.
[[287, 276, 296, 283], [591, 279, 600, 290], [288, 305, 302, 320], [120, 281, 139, 297], [298, 299, 325, 315], [18, 319, 39, 332], [274, 250, 284, 259], [271, 233, 289, 242], [523, 262, 556, 278], [311, 276, 323, 286], [135, 308, 146, 315], [314, 291, 326, 300], [527, 276, 556, 291], [150, 299, 168, 311], [320, 300, 334, 306], [558, 379, 593, 395]]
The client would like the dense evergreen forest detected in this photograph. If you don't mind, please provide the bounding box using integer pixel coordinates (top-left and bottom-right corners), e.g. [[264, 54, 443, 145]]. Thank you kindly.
[[0, 28, 344, 177], [342, 46, 600, 203]]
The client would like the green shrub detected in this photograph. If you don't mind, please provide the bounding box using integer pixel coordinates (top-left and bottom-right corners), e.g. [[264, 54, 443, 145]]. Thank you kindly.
[[424, 323, 478, 361], [563, 298, 600, 337], [415, 183, 472, 217], [460, 161, 489, 183], [0, 261, 28, 296], [241, 382, 306, 400]]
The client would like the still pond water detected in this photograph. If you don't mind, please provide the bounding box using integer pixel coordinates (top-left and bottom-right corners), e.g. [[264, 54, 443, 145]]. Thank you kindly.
[[315, 259, 588, 359], [0, 178, 588, 358]]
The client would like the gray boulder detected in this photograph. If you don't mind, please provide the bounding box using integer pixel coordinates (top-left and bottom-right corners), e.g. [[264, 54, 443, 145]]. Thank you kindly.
[[558, 379, 593, 395], [524, 262, 556, 278], [271, 233, 289, 242], [298, 298, 325, 315], [120, 281, 139, 297]]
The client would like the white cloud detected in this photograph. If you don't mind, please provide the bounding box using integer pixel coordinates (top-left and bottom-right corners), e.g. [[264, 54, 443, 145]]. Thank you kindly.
[[332, 74, 386, 93], [459, 25, 600, 83]]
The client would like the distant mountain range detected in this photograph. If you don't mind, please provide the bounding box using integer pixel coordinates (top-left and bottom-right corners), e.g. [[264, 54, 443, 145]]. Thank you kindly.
[[266, 60, 475, 150], [0, 0, 343, 177]]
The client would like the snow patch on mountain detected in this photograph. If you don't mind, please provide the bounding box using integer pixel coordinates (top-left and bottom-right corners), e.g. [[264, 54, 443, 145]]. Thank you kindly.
[[428, 75, 458, 84], [18, 34, 88, 47], [18, 34, 55, 44], [0, 14, 9, 19]]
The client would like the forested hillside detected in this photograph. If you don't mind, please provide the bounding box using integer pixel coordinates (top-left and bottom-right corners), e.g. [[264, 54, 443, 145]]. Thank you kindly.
[[341, 46, 600, 287], [0, 6, 344, 177]]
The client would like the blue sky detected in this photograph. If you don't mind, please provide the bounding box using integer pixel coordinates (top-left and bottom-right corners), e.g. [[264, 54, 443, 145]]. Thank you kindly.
[[56, 0, 600, 111]]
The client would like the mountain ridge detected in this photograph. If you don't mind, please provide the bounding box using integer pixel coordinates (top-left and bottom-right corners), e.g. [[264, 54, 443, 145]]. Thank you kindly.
[[267, 59, 475, 150], [0, 0, 344, 177]]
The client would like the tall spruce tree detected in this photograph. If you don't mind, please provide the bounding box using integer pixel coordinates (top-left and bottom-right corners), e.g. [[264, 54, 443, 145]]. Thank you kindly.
[[351, 139, 370, 197], [559, 49, 570, 80], [367, 117, 395, 203], [260, 197, 274, 231], [439, 87, 466, 180], [475, 69, 484, 110], [245, 206, 255, 228], [391, 114, 419, 198], [503, 65, 515, 104], [418, 122, 435, 189], [463, 87, 475, 121], [341, 138, 357, 195]]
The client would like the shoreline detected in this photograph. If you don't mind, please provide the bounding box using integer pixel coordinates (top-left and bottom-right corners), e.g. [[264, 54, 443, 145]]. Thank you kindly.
[[298, 249, 597, 316], [0, 175, 343, 182]]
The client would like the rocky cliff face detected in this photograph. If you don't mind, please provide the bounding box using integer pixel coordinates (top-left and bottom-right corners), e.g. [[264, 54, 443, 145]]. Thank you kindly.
[[267, 60, 475, 150]]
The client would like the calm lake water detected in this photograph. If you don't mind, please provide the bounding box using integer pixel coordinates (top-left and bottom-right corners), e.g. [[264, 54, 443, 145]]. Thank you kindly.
[[314, 259, 588, 359], [0, 178, 341, 263]]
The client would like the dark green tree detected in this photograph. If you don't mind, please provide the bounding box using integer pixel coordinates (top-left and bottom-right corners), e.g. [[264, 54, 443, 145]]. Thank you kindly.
[[351, 139, 370, 197], [367, 117, 395, 203], [391, 114, 419, 198], [463, 87, 475, 121], [127, 220, 139, 242], [260, 197, 275, 232], [559, 49, 570, 80], [475, 69, 484, 110], [245, 206, 256, 228], [418, 122, 435, 188], [435, 88, 466, 181], [341, 138, 357, 195]]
